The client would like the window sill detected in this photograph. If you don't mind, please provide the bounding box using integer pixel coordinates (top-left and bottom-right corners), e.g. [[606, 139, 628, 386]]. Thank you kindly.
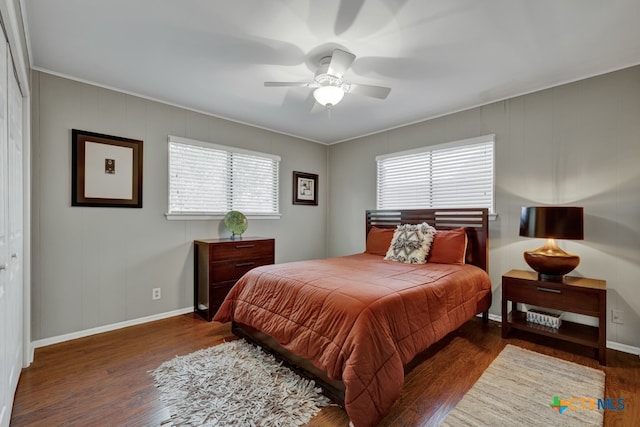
[[165, 213, 282, 221]]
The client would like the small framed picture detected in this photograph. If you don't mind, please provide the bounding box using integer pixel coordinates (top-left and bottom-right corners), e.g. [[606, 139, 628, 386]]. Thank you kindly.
[[72, 129, 143, 208], [292, 171, 318, 206]]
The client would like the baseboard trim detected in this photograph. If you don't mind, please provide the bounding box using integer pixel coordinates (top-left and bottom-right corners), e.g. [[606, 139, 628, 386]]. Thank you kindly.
[[478, 313, 640, 356], [607, 340, 640, 356], [485, 312, 501, 323], [32, 307, 194, 349]]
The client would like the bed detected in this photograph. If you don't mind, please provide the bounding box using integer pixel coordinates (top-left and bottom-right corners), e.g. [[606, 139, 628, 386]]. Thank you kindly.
[[213, 208, 492, 426]]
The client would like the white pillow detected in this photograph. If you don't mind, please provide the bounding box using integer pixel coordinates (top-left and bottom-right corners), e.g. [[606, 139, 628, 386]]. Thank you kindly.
[[384, 222, 436, 264]]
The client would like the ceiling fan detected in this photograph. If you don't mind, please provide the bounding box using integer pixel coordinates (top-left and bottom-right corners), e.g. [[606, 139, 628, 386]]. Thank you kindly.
[[264, 49, 391, 108]]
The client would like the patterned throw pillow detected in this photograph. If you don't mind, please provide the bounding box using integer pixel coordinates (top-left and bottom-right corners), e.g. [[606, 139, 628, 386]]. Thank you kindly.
[[384, 223, 436, 264]]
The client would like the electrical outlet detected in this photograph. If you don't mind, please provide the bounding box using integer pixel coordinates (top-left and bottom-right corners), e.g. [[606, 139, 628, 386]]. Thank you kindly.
[[152, 288, 161, 300], [612, 309, 624, 324]]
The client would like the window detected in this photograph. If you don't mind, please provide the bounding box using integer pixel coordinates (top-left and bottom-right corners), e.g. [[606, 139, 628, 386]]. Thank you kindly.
[[167, 136, 280, 218], [376, 134, 495, 214]]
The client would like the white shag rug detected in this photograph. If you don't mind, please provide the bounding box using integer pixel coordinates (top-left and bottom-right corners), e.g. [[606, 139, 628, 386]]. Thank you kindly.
[[150, 339, 331, 426]]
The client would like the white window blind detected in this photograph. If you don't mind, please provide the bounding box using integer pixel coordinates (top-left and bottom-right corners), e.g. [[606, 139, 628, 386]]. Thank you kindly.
[[376, 135, 495, 213], [168, 136, 280, 217]]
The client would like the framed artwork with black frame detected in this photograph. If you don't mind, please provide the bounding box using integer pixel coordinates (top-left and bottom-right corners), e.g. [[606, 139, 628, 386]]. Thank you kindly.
[[292, 171, 318, 206], [72, 129, 143, 208]]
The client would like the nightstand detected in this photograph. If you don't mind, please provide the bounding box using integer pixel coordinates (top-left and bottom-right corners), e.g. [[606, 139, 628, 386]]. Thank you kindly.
[[501, 269, 607, 365], [194, 237, 275, 321]]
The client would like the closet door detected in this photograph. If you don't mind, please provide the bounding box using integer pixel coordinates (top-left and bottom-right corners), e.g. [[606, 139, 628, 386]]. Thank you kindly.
[[7, 48, 22, 398], [0, 36, 8, 427], [0, 33, 22, 425]]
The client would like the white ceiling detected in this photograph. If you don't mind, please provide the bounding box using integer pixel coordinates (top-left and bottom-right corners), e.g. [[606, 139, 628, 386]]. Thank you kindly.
[[23, 0, 640, 144]]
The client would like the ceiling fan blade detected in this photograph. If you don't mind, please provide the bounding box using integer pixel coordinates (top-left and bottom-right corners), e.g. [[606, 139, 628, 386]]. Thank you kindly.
[[264, 82, 312, 87], [327, 49, 356, 78], [346, 83, 391, 99]]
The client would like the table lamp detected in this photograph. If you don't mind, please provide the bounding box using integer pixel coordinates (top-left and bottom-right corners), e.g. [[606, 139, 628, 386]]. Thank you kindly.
[[519, 206, 584, 281]]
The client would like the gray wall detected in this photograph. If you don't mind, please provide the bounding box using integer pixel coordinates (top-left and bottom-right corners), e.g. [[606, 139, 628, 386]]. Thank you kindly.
[[31, 71, 328, 341], [327, 65, 640, 348], [32, 66, 640, 349]]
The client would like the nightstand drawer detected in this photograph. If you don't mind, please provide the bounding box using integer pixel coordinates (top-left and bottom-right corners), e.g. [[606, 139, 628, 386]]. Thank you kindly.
[[211, 257, 273, 282], [507, 279, 600, 314], [210, 239, 274, 262]]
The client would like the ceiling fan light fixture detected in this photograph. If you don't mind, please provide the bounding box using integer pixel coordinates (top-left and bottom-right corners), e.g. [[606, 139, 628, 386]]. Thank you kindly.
[[313, 85, 344, 107], [264, 48, 390, 108]]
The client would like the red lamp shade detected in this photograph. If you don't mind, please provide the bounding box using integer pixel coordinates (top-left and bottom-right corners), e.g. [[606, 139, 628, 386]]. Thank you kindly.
[[519, 206, 584, 281]]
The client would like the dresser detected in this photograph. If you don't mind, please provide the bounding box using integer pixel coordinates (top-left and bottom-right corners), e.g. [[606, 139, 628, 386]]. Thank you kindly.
[[194, 237, 275, 321], [501, 269, 607, 365]]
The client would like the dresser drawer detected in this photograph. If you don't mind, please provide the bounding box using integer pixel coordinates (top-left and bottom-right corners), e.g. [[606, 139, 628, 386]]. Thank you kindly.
[[211, 257, 273, 283], [209, 280, 236, 313], [210, 239, 274, 262], [507, 279, 600, 315]]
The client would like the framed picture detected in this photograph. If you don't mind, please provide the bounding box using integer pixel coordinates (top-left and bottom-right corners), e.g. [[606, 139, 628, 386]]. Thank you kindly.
[[72, 129, 143, 208], [292, 171, 318, 206]]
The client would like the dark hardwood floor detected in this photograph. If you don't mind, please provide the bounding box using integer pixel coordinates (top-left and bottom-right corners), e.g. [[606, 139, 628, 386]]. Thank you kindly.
[[11, 314, 639, 426]]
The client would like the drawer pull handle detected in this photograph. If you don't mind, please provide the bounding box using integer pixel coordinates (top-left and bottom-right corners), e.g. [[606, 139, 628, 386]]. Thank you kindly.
[[235, 245, 255, 249], [537, 287, 561, 294], [235, 262, 255, 268]]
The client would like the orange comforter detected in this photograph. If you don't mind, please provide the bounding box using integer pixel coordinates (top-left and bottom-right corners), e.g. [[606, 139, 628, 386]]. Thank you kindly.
[[214, 253, 492, 426]]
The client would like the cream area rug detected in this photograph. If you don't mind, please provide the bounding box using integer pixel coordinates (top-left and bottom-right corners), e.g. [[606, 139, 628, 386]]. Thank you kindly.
[[150, 339, 331, 426], [442, 345, 605, 426]]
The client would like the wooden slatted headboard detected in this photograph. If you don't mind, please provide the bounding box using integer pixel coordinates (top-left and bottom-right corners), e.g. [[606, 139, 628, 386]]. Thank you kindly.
[[365, 208, 489, 272]]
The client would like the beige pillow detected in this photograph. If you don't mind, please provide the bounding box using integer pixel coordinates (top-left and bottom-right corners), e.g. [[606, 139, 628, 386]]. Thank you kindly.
[[384, 222, 436, 264]]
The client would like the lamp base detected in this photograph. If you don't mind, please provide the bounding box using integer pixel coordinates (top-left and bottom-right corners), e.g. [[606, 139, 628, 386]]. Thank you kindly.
[[536, 272, 567, 282], [524, 238, 580, 282]]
